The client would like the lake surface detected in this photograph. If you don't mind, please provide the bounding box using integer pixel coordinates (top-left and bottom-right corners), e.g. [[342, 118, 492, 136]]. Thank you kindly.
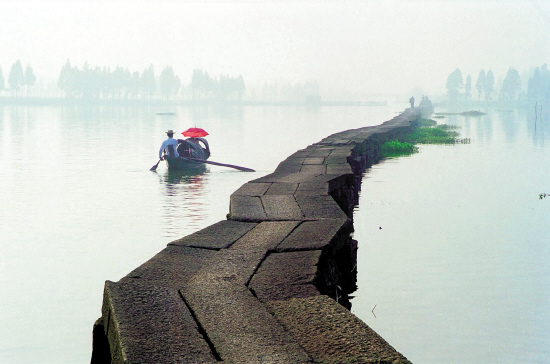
[[0, 104, 548, 363], [352, 108, 550, 363]]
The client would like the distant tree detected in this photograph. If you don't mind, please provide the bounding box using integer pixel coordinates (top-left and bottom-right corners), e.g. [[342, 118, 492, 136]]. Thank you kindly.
[[24, 64, 36, 97], [484, 70, 495, 101], [0, 66, 4, 91], [527, 64, 550, 101], [475, 69, 485, 100], [236, 75, 245, 100], [129, 71, 141, 99], [190, 69, 214, 100], [159, 66, 180, 99], [446, 68, 463, 103], [500, 67, 521, 101], [141, 64, 156, 99], [111, 66, 126, 99], [58, 59, 74, 98], [8, 60, 25, 97], [464, 75, 472, 100]]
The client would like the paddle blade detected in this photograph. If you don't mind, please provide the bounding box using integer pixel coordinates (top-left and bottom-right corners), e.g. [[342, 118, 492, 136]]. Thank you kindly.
[[150, 159, 161, 171]]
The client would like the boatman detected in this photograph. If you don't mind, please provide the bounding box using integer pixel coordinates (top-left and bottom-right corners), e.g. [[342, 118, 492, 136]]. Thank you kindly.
[[159, 130, 180, 159]]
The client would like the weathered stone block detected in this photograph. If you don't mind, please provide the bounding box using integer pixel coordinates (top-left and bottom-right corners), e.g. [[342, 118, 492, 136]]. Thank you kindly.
[[300, 164, 326, 174], [170, 220, 257, 249], [229, 195, 268, 221], [249, 250, 322, 302], [302, 157, 325, 165], [261, 194, 304, 220], [264, 182, 299, 195], [120, 245, 216, 289], [308, 148, 333, 157], [265, 296, 412, 364], [102, 281, 217, 364], [295, 181, 330, 196], [181, 276, 313, 363], [326, 163, 353, 175], [295, 195, 349, 220], [230, 220, 300, 251], [276, 218, 350, 252], [231, 182, 271, 196]]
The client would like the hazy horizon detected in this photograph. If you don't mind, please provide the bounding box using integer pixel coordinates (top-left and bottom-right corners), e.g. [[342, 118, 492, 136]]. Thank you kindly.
[[1, 0, 550, 98]]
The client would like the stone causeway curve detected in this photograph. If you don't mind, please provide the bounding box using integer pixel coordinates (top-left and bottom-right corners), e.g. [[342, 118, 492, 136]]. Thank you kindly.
[[91, 108, 421, 364]]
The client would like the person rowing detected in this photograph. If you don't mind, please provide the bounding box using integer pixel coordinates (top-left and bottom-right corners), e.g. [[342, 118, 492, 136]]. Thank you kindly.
[[158, 129, 179, 160]]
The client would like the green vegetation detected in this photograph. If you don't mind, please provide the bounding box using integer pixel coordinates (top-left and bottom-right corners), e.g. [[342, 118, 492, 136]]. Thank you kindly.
[[403, 124, 459, 144], [380, 140, 418, 158], [380, 119, 466, 158]]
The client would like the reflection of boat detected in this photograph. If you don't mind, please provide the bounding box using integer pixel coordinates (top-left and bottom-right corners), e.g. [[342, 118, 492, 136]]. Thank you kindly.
[[163, 166, 207, 184]]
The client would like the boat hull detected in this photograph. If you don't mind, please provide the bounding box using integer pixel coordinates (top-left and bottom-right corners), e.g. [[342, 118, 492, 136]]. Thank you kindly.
[[164, 156, 206, 171]]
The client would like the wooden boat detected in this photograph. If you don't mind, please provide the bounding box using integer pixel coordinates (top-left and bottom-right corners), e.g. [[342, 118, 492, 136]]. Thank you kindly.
[[164, 138, 210, 171], [164, 155, 208, 171]]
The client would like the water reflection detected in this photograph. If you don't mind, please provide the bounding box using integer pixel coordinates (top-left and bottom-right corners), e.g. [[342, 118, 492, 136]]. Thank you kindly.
[[158, 167, 210, 237]]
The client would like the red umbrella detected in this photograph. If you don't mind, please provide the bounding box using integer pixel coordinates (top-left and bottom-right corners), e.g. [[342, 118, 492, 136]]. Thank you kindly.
[[181, 127, 209, 138]]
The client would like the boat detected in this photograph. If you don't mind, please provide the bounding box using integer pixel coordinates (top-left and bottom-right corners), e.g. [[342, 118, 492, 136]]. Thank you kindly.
[[164, 155, 208, 171], [164, 137, 210, 171]]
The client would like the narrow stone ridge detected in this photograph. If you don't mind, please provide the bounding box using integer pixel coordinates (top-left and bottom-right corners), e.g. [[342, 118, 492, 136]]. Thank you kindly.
[[91, 108, 420, 363]]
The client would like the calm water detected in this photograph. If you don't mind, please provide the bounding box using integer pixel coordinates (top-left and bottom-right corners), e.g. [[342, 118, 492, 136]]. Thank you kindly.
[[352, 108, 550, 363], [0, 104, 399, 363]]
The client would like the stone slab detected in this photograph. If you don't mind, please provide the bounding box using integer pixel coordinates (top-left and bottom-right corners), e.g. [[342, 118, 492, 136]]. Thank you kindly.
[[323, 155, 349, 165], [230, 220, 301, 251], [276, 218, 350, 252], [265, 296, 412, 364], [120, 245, 217, 290], [232, 182, 271, 196], [308, 148, 334, 157], [302, 157, 325, 165], [229, 195, 268, 221], [102, 280, 217, 364], [326, 163, 353, 175], [261, 195, 304, 220], [295, 195, 349, 220], [181, 276, 313, 363], [295, 181, 330, 196], [170, 220, 258, 249], [307, 174, 349, 192], [274, 163, 303, 174], [249, 250, 322, 302], [251, 171, 325, 184], [300, 164, 326, 174], [198, 221, 301, 285], [264, 182, 299, 195]]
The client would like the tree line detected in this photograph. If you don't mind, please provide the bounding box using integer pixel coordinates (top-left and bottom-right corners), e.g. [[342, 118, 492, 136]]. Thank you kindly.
[[0, 60, 36, 97], [446, 65, 550, 104], [0, 59, 246, 101]]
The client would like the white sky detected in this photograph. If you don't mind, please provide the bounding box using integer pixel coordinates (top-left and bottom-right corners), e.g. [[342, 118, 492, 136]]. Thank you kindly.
[[1, 0, 550, 97]]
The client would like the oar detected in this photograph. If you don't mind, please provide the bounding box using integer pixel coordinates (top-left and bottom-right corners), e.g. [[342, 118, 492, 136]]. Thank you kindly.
[[183, 157, 255, 172], [150, 158, 162, 171]]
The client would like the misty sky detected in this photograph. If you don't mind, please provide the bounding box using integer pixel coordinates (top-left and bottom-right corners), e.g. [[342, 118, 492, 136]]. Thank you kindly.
[[1, 0, 550, 97]]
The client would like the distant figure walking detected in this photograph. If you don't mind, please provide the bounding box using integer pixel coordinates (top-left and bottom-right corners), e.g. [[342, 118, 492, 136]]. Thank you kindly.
[[409, 96, 415, 108]]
